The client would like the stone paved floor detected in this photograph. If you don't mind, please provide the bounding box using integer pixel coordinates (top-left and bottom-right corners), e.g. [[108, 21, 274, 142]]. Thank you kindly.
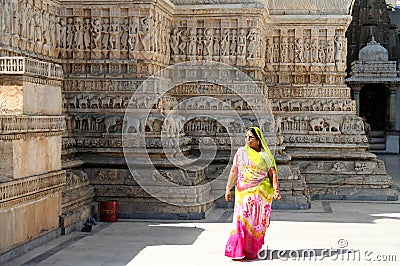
[[4, 154, 400, 266]]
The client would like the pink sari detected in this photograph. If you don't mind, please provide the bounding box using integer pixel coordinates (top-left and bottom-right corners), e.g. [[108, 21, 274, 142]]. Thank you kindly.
[[225, 147, 274, 259]]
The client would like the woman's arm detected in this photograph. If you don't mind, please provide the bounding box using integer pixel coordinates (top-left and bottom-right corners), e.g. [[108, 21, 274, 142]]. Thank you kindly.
[[268, 167, 281, 200], [225, 164, 237, 202]]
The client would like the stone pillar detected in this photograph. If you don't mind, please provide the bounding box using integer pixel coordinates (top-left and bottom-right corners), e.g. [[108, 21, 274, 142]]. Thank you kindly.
[[388, 86, 397, 131], [352, 86, 362, 116], [396, 86, 400, 131], [0, 57, 66, 260]]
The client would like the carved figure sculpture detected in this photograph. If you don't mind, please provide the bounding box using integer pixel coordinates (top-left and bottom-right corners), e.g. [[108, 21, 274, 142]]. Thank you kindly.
[[188, 28, 197, 56], [109, 17, 120, 50], [204, 28, 213, 56], [220, 29, 229, 56], [295, 38, 303, 62], [170, 28, 180, 55], [79, 18, 90, 49], [66, 17, 74, 49], [238, 29, 248, 56], [229, 29, 237, 56], [247, 28, 257, 59], [120, 18, 129, 50], [91, 18, 101, 50], [101, 18, 110, 50]]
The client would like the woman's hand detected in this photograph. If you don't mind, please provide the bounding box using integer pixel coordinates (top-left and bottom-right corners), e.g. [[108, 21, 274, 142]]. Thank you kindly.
[[225, 190, 232, 202], [273, 189, 281, 200]]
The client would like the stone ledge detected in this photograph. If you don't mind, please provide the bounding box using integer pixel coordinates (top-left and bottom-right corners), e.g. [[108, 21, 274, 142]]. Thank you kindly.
[[0, 170, 66, 204], [0, 131, 64, 141], [119, 211, 206, 220], [0, 57, 63, 80], [0, 115, 66, 135], [272, 202, 311, 210], [309, 187, 398, 201], [311, 194, 398, 201]]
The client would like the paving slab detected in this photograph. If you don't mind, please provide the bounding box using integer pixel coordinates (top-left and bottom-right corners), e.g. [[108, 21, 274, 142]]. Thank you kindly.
[[5, 154, 400, 266], [5, 199, 400, 266]]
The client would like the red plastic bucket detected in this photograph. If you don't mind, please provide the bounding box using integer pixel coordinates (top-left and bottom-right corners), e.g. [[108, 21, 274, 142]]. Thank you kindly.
[[100, 201, 118, 222]]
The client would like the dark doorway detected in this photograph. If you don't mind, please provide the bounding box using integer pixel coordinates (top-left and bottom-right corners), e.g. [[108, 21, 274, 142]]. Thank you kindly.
[[360, 84, 387, 130]]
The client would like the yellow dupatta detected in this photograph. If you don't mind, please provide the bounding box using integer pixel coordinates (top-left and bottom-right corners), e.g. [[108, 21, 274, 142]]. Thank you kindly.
[[245, 126, 277, 174]]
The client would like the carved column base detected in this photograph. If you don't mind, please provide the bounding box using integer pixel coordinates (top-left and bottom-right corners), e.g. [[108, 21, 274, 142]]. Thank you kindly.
[[73, 50, 83, 59], [129, 50, 139, 59], [11, 37, 19, 48], [101, 50, 109, 59], [221, 56, 230, 64], [120, 50, 128, 58], [292, 150, 398, 201], [42, 44, 51, 56], [228, 56, 237, 65], [91, 49, 102, 59], [236, 56, 246, 66], [110, 50, 120, 59], [2, 35, 11, 46]]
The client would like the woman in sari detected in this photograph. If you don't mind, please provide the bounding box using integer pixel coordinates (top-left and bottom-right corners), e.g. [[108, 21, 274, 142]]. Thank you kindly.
[[224, 126, 281, 260]]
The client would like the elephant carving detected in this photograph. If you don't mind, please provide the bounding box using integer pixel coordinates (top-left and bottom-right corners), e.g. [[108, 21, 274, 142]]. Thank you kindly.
[[309, 118, 324, 131], [324, 119, 340, 132], [123, 116, 141, 134], [105, 116, 123, 133]]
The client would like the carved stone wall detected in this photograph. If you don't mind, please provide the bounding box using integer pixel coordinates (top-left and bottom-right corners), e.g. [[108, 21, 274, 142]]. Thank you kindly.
[[0, 56, 66, 259], [0, 1, 398, 245]]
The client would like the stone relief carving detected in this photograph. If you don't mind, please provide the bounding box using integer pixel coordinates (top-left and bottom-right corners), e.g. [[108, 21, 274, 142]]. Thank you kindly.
[[1, 3, 348, 74], [169, 23, 264, 65], [272, 99, 355, 112], [66, 170, 89, 187], [101, 17, 110, 50], [275, 115, 364, 135], [91, 18, 102, 50]]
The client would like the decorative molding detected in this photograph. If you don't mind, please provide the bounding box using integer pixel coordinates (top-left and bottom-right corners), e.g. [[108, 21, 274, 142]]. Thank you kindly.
[[0, 187, 63, 209], [283, 134, 368, 145], [0, 115, 66, 135], [0, 131, 64, 141], [267, 0, 354, 15], [0, 57, 63, 80], [268, 87, 351, 99], [0, 170, 66, 204]]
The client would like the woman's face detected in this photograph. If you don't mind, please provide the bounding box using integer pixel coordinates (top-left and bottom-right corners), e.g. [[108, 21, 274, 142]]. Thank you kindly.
[[246, 130, 259, 150]]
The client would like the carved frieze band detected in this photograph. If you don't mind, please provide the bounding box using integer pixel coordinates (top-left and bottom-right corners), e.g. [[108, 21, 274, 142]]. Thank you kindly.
[[0, 115, 66, 134], [300, 160, 385, 175], [0, 170, 66, 204], [276, 115, 364, 135], [283, 134, 368, 145], [0, 57, 63, 80], [62, 188, 94, 212], [268, 87, 350, 99], [272, 99, 355, 113], [267, 0, 354, 15], [0, 131, 63, 141], [1, 1, 349, 84], [170, 83, 267, 96], [63, 79, 144, 92], [0, 187, 63, 209]]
